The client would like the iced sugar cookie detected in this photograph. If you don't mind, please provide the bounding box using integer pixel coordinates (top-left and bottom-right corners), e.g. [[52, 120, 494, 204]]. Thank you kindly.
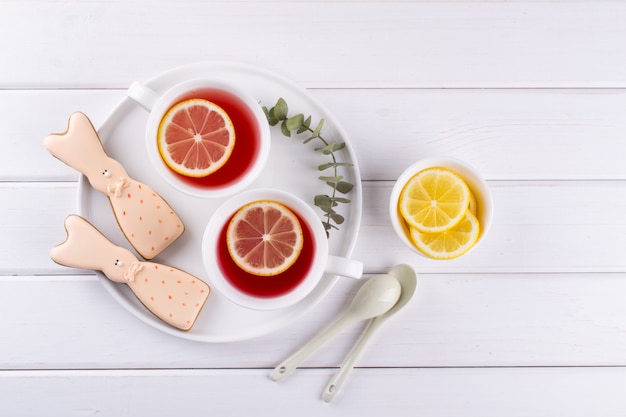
[[44, 112, 184, 259], [51, 215, 209, 331]]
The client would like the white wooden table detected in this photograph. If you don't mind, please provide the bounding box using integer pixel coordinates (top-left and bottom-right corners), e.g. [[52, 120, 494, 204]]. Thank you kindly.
[[2, 1, 626, 415]]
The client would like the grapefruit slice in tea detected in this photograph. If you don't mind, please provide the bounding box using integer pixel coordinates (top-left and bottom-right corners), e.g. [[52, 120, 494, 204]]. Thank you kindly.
[[157, 98, 235, 177], [226, 200, 304, 276]]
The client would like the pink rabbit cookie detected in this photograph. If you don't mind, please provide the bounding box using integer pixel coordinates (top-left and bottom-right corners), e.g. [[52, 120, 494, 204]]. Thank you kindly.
[[44, 112, 184, 260], [51, 215, 210, 331]]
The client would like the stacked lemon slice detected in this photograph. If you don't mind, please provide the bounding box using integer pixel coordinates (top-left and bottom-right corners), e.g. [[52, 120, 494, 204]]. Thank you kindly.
[[398, 167, 480, 260]]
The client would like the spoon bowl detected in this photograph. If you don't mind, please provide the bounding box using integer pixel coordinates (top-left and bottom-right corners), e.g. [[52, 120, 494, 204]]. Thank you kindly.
[[382, 263, 418, 318], [346, 273, 403, 321]]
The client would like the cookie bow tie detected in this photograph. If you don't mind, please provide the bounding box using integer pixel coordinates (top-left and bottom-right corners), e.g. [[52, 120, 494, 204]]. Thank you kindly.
[[50, 215, 210, 331], [44, 112, 184, 259]]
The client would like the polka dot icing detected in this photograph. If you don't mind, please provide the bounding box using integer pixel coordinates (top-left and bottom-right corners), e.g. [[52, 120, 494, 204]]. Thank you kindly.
[[117, 181, 184, 259], [127, 263, 210, 330]]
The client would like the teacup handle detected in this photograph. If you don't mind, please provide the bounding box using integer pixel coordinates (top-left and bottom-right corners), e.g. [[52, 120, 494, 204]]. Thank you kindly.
[[325, 255, 363, 280], [127, 81, 160, 112]]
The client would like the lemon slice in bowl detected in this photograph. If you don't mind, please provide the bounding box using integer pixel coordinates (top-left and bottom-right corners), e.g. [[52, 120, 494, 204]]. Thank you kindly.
[[408, 211, 480, 260], [399, 167, 470, 233], [468, 190, 478, 216]]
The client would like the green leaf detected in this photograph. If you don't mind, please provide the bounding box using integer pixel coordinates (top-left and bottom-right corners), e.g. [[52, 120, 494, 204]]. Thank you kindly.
[[314, 194, 332, 208], [335, 181, 354, 194], [315, 142, 346, 155], [314, 144, 333, 154], [331, 197, 351, 204], [330, 213, 345, 225], [318, 204, 335, 214], [268, 117, 279, 127], [332, 142, 346, 152], [296, 115, 312, 134], [302, 135, 317, 144], [264, 107, 278, 126], [285, 114, 304, 131], [312, 118, 324, 138], [318, 162, 353, 171], [273, 98, 288, 120], [319, 175, 343, 182], [280, 120, 291, 137]]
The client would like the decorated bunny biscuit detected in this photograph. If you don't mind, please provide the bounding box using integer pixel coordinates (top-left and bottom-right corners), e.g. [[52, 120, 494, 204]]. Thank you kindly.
[[51, 215, 209, 331], [44, 112, 183, 259]]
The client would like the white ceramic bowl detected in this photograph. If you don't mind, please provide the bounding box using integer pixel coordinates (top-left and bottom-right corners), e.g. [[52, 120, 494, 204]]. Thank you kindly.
[[389, 157, 494, 259]]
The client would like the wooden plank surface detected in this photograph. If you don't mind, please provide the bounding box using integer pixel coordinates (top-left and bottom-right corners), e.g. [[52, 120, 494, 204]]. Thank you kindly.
[[2, 273, 626, 369], [1, 2, 626, 88], [1, 368, 625, 417], [2, 0, 626, 415], [4, 181, 625, 275], [6, 88, 626, 181], [0, 1, 626, 88]]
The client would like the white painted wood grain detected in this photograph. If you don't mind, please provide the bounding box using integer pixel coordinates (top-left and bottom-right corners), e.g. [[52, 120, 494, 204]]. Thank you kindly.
[[2, 1, 626, 415], [0, 183, 78, 274], [357, 180, 626, 273], [9, 88, 626, 182], [318, 88, 626, 181], [1, 367, 625, 417], [2, 272, 626, 369], [0, 90, 122, 181], [6, 181, 625, 275], [1, 2, 625, 88]]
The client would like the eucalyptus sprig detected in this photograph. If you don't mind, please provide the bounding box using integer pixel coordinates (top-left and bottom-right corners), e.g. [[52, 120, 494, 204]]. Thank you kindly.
[[262, 98, 354, 237]]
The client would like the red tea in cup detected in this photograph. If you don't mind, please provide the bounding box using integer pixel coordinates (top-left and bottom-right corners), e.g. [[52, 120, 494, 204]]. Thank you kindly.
[[202, 189, 363, 310], [216, 205, 316, 298], [128, 79, 271, 199], [161, 88, 262, 190]]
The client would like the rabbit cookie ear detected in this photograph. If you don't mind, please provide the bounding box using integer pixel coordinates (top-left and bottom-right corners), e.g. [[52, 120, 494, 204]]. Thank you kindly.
[[44, 112, 111, 176], [50, 215, 137, 277]]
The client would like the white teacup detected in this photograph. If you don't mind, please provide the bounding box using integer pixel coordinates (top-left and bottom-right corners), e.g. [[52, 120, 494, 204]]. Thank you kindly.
[[389, 157, 494, 259], [127, 78, 271, 198], [202, 188, 363, 310]]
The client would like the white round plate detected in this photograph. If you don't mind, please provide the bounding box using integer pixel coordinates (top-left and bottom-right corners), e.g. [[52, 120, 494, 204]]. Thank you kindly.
[[77, 61, 362, 342]]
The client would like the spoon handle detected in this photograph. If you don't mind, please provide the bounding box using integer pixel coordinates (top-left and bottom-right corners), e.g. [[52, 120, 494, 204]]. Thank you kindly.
[[270, 314, 353, 382], [322, 316, 385, 402]]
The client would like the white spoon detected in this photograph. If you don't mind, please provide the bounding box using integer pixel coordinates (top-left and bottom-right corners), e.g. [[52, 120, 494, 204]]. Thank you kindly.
[[322, 264, 417, 402], [270, 273, 402, 382]]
